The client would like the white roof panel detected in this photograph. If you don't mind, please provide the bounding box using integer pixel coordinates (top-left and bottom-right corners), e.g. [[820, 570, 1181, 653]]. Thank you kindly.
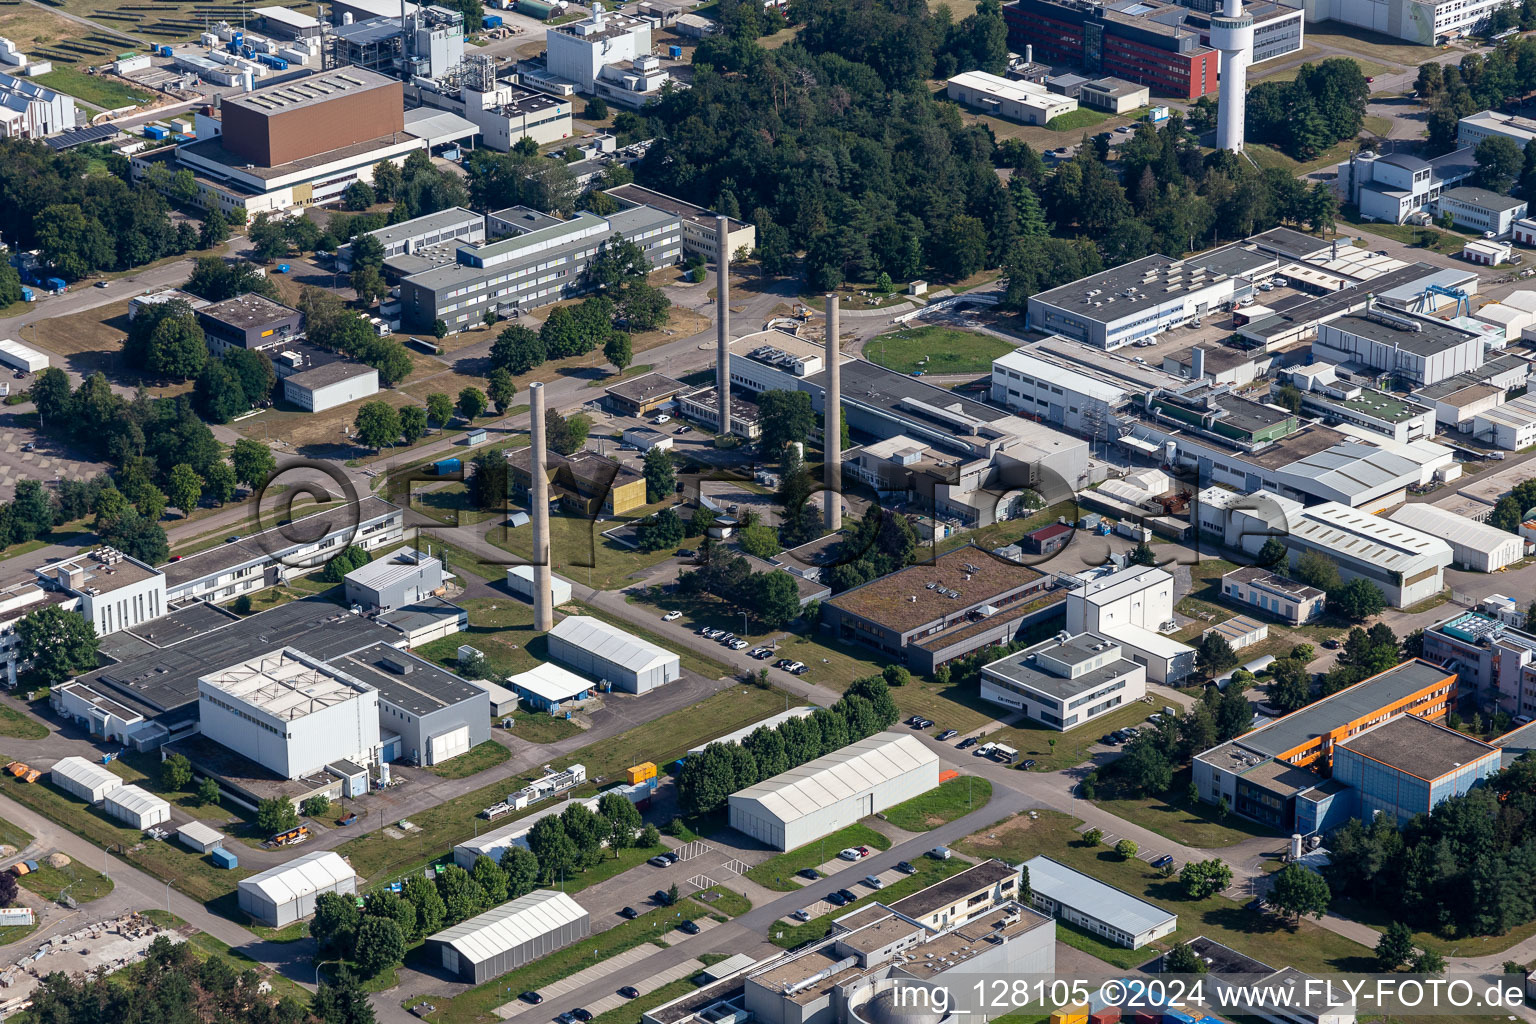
[[1024, 855, 1176, 935], [433, 889, 587, 964], [730, 731, 938, 823], [1387, 503, 1523, 557], [239, 850, 355, 906], [548, 616, 677, 674], [177, 820, 224, 846], [104, 784, 169, 818], [508, 662, 594, 703], [50, 756, 123, 795]]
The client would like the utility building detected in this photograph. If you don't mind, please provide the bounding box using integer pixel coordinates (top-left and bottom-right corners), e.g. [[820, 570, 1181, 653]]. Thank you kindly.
[[1022, 856, 1176, 948], [344, 549, 443, 611], [198, 648, 381, 780], [331, 643, 489, 766], [103, 785, 171, 829], [728, 732, 940, 850], [238, 850, 357, 927], [1387, 503, 1524, 572], [1314, 309, 1486, 388], [429, 889, 590, 984], [546, 616, 679, 693], [50, 756, 124, 804]]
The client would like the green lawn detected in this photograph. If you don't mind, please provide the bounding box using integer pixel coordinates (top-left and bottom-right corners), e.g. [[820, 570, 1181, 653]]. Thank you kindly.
[[1342, 211, 1469, 254], [745, 823, 891, 890], [984, 701, 1153, 772], [691, 884, 751, 918], [420, 901, 710, 1023], [0, 816, 31, 852], [482, 500, 683, 591], [954, 810, 1376, 974], [1091, 768, 1280, 848], [882, 776, 993, 831], [17, 859, 114, 903], [1044, 108, 1109, 132], [0, 697, 46, 740], [417, 597, 543, 680], [863, 326, 1016, 375], [338, 685, 792, 881], [423, 740, 510, 780], [34, 67, 152, 108], [769, 856, 968, 947], [500, 710, 583, 743]]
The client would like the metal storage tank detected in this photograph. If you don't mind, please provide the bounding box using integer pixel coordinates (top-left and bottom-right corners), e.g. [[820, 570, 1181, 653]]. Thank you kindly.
[[103, 785, 170, 829], [238, 850, 356, 927], [49, 756, 124, 804], [728, 731, 941, 850], [428, 889, 589, 984], [545, 615, 679, 694]]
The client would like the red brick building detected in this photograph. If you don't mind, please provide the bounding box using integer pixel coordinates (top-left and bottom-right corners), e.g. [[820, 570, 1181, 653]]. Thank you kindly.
[[1003, 0, 1218, 99]]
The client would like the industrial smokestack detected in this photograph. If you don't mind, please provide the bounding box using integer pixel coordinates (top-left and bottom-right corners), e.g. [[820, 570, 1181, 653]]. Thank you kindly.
[[715, 215, 731, 439], [529, 381, 554, 632], [1025, 43, 1032, 63], [824, 293, 842, 533]]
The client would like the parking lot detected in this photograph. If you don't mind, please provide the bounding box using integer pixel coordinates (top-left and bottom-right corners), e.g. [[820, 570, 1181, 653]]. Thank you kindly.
[[0, 425, 111, 504]]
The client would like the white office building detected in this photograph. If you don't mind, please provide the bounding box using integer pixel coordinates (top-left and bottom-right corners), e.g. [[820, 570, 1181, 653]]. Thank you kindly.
[[1459, 110, 1536, 151], [1474, 393, 1536, 449], [1023, 856, 1176, 948], [37, 549, 166, 639], [1026, 253, 1244, 350], [990, 340, 1186, 439], [197, 648, 381, 780], [728, 732, 940, 850], [946, 70, 1077, 126], [1064, 565, 1195, 684], [1387, 503, 1524, 572], [1283, 502, 1452, 608], [980, 633, 1147, 731], [545, 4, 650, 92], [1338, 149, 1477, 224], [1435, 186, 1529, 238], [0, 72, 74, 139], [1219, 566, 1326, 625]]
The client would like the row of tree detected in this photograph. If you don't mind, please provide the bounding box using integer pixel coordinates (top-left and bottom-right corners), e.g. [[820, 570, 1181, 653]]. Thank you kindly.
[[1085, 677, 1261, 800], [677, 675, 900, 816], [675, 548, 804, 630]]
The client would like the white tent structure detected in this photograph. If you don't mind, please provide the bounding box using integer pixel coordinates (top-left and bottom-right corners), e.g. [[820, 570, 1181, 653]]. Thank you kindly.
[[428, 889, 590, 984], [728, 731, 940, 850], [238, 850, 357, 927], [50, 756, 123, 804], [1388, 503, 1524, 573], [103, 785, 170, 829], [546, 616, 679, 693]]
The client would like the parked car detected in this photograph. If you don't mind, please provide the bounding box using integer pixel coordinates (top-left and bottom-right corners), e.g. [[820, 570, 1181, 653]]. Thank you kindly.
[[792, 909, 811, 921], [662, 851, 680, 864], [20, 442, 34, 452], [94, 280, 109, 288], [937, 729, 958, 740], [775, 659, 794, 669], [619, 906, 638, 919], [958, 736, 979, 749], [521, 993, 543, 1005], [787, 662, 807, 674], [826, 892, 847, 906], [730, 639, 749, 650], [857, 846, 871, 857], [678, 920, 700, 935], [798, 867, 820, 880], [906, 716, 923, 726], [863, 874, 885, 889], [225, 535, 240, 543], [676, 548, 695, 558], [838, 848, 861, 861], [1323, 638, 1341, 649], [1021, 759, 1037, 768], [663, 610, 682, 621], [750, 647, 773, 659], [556, 1011, 578, 1024], [572, 1009, 592, 1021], [837, 888, 858, 903], [654, 414, 671, 424], [1102, 734, 1117, 745], [913, 718, 934, 730], [896, 861, 916, 874], [1151, 854, 1175, 870], [619, 988, 640, 999], [649, 855, 671, 868], [653, 889, 674, 905]]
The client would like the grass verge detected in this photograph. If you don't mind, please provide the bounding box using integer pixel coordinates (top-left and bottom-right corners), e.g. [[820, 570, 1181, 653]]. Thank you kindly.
[[1090, 768, 1280, 848], [18, 859, 115, 903], [863, 326, 1016, 375], [424, 740, 511, 780], [745, 823, 891, 890], [882, 776, 993, 831], [691, 884, 751, 918]]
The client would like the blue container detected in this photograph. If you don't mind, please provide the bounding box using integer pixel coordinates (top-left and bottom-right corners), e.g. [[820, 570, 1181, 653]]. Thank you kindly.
[[211, 847, 239, 869], [44, 277, 66, 293], [668, 44, 681, 58], [19, 286, 32, 302], [433, 457, 462, 475], [143, 124, 168, 140], [484, 14, 503, 26], [1162, 1013, 1196, 1024], [232, 30, 243, 45]]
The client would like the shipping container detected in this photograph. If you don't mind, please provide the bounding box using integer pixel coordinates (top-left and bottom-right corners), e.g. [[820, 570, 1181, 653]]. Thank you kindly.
[[19, 287, 32, 302], [1133, 1012, 1160, 1024], [668, 44, 681, 58], [626, 762, 657, 784], [432, 457, 462, 475], [1090, 1009, 1122, 1024], [483, 14, 503, 26], [211, 847, 239, 869], [44, 277, 66, 294], [1162, 1013, 1197, 1024], [1051, 1004, 1089, 1024], [143, 124, 168, 140]]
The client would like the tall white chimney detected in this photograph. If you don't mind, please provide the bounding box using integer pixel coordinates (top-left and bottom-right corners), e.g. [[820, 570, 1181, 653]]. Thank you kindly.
[[824, 294, 842, 532], [715, 215, 731, 439], [529, 382, 554, 631]]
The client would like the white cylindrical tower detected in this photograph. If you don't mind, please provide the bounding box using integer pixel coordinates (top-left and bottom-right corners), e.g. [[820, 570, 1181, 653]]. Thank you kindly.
[[1211, 0, 1254, 153], [823, 293, 842, 533], [715, 215, 731, 438], [529, 381, 554, 632]]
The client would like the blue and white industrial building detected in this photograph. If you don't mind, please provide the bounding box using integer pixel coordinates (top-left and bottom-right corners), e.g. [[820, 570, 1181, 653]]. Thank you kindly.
[[1332, 715, 1500, 826]]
